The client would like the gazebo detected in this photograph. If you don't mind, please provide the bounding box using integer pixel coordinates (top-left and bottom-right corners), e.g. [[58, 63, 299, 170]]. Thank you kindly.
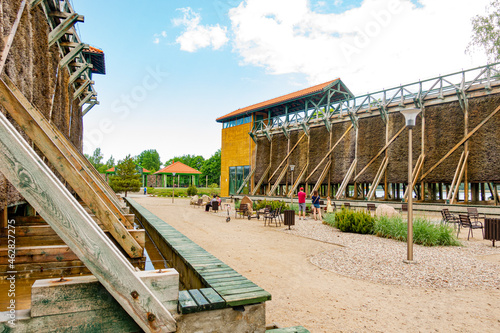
[[105, 165, 151, 187], [154, 161, 201, 187]]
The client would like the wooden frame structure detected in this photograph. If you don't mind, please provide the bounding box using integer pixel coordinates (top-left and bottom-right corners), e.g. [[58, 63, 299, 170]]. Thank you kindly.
[[249, 64, 500, 204]]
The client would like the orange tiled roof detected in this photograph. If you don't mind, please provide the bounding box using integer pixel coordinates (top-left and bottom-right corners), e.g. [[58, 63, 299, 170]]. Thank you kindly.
[[86, 46, 104, 54], [155, 161, 202, 174], [216, 79, 339, 122]]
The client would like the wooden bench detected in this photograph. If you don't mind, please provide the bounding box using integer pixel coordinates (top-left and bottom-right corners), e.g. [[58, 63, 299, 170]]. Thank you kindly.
[[178, 288, 225, 314], [125, 198, 272, 314]]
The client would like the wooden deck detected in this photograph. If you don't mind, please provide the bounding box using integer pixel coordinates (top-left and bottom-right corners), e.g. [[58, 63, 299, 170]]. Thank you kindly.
[[125, 198, 272, 313]]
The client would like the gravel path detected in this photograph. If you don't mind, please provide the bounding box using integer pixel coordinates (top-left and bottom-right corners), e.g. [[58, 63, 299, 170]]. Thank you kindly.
[[285, 218, 500, 289]]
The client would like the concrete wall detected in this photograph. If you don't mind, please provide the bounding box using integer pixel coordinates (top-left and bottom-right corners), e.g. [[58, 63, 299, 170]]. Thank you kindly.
[[220, 121, 255, 197]]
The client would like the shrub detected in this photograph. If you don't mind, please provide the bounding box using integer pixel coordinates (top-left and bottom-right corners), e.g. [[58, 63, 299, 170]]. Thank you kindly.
[[373, 216, 461, 247], [323, 213, 336, 227], [333, 208, 374, 234], [187, 185, 198, 196], [254, 200, 289, 211]]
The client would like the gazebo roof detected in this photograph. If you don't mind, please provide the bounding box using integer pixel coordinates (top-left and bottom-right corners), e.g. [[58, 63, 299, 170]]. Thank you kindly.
[[155, 161, 202, 175]]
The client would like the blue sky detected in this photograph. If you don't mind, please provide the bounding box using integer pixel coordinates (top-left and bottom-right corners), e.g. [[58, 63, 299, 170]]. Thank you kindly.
[[74, 0, 490, 164]]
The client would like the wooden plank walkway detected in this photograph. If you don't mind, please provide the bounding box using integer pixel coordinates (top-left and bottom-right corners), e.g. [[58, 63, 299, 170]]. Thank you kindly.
[[125, 198, 271, 311]]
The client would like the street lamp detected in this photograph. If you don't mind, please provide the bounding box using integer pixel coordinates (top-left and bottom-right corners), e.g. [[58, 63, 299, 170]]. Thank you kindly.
[[290, 165, 295, 208], [400, 107, 421, 264], [172, 172, 176, 203]]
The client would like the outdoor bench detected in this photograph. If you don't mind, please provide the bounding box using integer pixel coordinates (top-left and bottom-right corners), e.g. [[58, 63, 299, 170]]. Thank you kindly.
[[125, 198, 272, 315]]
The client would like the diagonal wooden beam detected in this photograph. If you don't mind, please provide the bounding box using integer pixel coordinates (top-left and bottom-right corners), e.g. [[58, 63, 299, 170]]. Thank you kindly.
[[0, 111, 176, 333], [59, 42, 86, 68], [0, 77, 142, 258], [335, 159, 357, 200], [450, 152, 469, 204], [251, 164, 271, 195], [421, 103, 500, 180], [367, 156, 388, 200], [447, 151, 465, 201], [311, 160, 332, 194], [48, 13, 80, 47], [236, 167, 256, 194], [30, 0, 44, 10], [0, 0, 28, 74], [73, 79, 93, 100], [3, 75, 124, 215], [268, 132, 306, 181], [305, 124, 353, 182], [69, 62, 92, 84], [287, 163, 308, 197], [267, 166, 288, 196], [354, 126, 405, 182]]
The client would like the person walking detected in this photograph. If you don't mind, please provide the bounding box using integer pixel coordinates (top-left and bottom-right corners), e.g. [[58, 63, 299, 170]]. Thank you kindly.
[[298, 187, 306, 220], [311, 190, 322, 221]]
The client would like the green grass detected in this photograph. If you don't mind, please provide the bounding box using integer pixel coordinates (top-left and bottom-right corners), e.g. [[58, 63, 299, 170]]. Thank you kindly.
[[373, 215, 461, 246], [323, 211, 461, 247]]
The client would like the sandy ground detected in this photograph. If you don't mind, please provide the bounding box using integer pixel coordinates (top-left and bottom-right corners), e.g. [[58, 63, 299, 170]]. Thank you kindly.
[[132, 195, 500, 333]]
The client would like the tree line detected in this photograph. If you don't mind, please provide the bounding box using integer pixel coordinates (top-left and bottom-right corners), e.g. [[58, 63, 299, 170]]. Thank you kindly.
[[84, 148, 221, 186]]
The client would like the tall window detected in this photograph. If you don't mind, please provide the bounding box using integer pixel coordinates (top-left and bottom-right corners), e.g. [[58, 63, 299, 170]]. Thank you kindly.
[[229, 165, 250, 195]]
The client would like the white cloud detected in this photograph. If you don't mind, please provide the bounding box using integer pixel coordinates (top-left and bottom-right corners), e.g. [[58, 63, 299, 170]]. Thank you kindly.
[[153, 31, 167, 44], [229, 0, 490, 94], [174, 7, 229, 52]]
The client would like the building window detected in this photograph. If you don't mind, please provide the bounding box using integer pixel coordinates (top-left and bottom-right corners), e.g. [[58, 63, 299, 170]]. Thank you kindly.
[[222, 115, 252, 129], [229, 165, 250, 195]]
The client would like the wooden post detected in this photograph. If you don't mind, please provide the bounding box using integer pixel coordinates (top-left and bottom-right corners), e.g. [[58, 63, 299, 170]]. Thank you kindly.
[[0, 112, 176, 332], [1, 205, 7, 235]]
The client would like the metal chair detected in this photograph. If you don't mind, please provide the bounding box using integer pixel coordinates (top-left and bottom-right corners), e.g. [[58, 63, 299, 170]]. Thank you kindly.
[[441, 208, 459, 228], [235, 203, 248, 218], [458, 214, 484, 240], [211, 201, 219, 213], [467, 207, 486, 224]]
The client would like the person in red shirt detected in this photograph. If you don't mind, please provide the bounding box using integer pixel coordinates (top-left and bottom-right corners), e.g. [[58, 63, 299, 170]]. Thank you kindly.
[[298, 187, 306, 220]]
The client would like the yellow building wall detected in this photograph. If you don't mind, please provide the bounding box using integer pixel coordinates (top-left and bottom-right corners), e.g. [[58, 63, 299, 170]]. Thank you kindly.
[[220, 121, 256, 197]]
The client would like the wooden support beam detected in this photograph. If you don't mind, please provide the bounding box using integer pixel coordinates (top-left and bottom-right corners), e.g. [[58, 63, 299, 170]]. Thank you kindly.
[[287, 163, 308, 197], [367, 156, 388, 200], [0, 112, 176, 332], [267, 132, 306, 181], [311, 160, 332, 195], [267, 166, 288, 196], [447, 151, 465, 201], [0, 78, 141, 259], [0, 0, 28, 74], [30, 0, 44, 10], [354, 126, 405, 182], [49, 11, 84, 22], [403, 154, 424, 201], [59, 43, 86, 69], [82, 100, 99, 116], [335, 159, 357, 200], [305, 124, 352, 182], [72, 79, 93, 100], [69, 62, 92, 84], [78, 92, 95, 107], [48, 13, 80, 47], [422, 103, 500, 180], [450, 152, 469, 204], [251, 165, 271, 195], [49, 13, 79, 47]]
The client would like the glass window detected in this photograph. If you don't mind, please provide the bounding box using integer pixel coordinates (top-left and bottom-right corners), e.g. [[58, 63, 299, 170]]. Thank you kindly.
[[229, 167, 236, 195]]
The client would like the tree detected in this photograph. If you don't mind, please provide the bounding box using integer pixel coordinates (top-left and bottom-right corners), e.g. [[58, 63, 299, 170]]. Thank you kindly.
[[467, 1, 500, 62], [105, 155, 115, 168], [135, 149, 162, 172], [164, 154, 205, 171], [84, 147, 104, 169], [109, 155, 141, 197], [201, 149, 221, 186]]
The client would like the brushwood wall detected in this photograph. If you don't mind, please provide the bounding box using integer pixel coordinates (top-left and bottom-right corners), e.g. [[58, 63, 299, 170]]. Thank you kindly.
[[254, 94, 500, 190], [0, 1, 83, 208]]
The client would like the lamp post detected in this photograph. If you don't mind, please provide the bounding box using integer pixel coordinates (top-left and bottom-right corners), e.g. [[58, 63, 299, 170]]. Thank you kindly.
[[172, 172, 176, 203], [290, 165, 295, 208], [400, 108, 421, 263]]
